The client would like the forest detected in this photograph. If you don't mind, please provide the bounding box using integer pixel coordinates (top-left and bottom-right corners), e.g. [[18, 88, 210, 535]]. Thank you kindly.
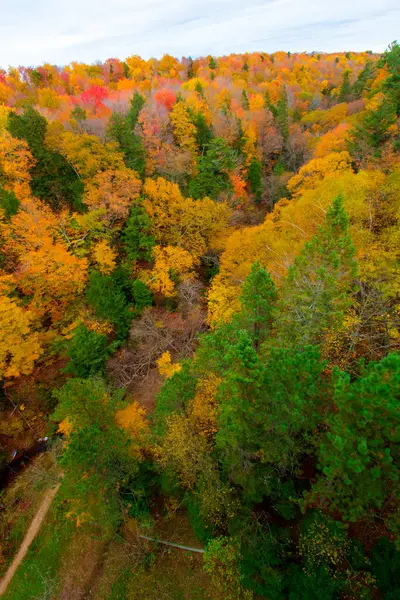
[[0, 42, 399, 599]]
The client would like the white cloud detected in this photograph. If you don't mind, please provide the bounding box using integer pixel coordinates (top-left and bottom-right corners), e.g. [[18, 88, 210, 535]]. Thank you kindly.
[[0, 0, 398, 67]]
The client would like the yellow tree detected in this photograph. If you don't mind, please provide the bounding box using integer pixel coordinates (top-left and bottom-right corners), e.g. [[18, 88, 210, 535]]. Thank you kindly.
[[92, 239, 117, 274], [0, 294, 42, 378], [46, 126, 125, 180], [15, 239, 88, 321], [169, 101, 198, 159], [157, 351, 182, 378], [143, 177, 230, 260], [0, 131, 34, 199], [143, 245, 195, 297], [2, 197, 60, 255], [84, 168, 141, 220], [287, 151, 353, 197]]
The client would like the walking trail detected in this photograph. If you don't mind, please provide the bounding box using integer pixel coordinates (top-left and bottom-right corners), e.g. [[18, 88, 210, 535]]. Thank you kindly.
[[0, 483, 61, 597]]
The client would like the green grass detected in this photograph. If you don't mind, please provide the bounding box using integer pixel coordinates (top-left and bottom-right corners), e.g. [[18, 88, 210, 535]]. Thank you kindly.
[[2, 496, 75, 600]]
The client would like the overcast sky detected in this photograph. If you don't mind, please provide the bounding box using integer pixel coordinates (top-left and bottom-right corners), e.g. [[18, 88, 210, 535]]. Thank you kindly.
[[0, 0, 399, 68]]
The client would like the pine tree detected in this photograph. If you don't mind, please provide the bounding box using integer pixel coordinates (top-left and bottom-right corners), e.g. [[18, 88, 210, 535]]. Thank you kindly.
[[106, 111, 145, 178], [306, 352, 400, 523], [241, 90, 250, 110], [338, 70, 352, 102], [122, 204, 155, 261], [239, 262, 277, 351], [127, 91, 146, 129], [247, 157, 263, 202], [277, 194, 358, 347]]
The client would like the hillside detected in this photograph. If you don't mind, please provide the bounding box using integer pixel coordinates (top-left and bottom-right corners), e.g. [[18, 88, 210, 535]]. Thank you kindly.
[[0, 44, 399, 599]]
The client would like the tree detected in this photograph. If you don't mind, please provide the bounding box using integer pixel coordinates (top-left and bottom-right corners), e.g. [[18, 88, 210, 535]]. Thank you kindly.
[[169, 101, 198, 158], [241, 90, 250, 111], [144, 245, 195, 297], [247, 157, 263, 202], [238, 262, 277, 351], [15, 239, 88, 322], [0, 294, 42, 378], [143, 176, 230, 260], [0, 130, 34, 200], [130, 279, 153, 316], [215, 336, 326, 501], [287, 152, 353, 198], [353, 60, 375, 98], [189, 138, 237, 200], [348, 103, 397, 160], [65, 325, 110, 377], [7, 108, 84, 210], [92, 240, 117, 275], [0, 186, 19, 219], [122, 204, 155, 262], [86, 270, 132, 339], [204, 537, 253, 600], [277, 195, 357, 347], [306, 353, 400, 524], [106, 112, 145, 178], [191, 111, 213, 152], [338, 70, 352, 102], [46, 128, 125, 180], [52, 378, 141, 531], [84, 168, 141, 221], [378, 40, 400, 115]]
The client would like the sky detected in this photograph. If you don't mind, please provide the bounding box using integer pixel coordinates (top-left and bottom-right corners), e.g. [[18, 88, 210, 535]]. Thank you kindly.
[[0, 0, 399, 68]]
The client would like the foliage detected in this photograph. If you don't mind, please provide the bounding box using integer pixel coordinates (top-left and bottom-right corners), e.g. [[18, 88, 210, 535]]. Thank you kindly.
[[276, 194, 358, 347], [86, 270, 132, 339], [203, 537, 253, 600], [65, 325, 110, 377], [0, 294, 42, 378], [7, 108, 84, 210], [189, 138, 237, 200], [306, 353, 400, 523], [122, 204, 155, 261], [0, 187, 19, 219]]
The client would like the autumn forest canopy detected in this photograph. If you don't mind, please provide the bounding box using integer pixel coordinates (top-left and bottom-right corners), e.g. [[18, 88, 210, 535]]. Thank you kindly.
[[0, 43, 399, 599]]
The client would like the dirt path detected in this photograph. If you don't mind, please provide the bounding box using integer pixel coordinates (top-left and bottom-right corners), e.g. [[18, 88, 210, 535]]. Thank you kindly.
[[0, 483, 61, 597]]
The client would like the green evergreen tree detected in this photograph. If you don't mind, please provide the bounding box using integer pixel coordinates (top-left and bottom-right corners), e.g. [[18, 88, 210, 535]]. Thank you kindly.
[[238, 262, 277, 350], [189, 138, 237, 199], [131, 279, 153, 312], [247, 157, 263, 202], [86, 270, 133, 340], [348, 102, 397, 159], [106, 112, 145, 178], [190, 111, 213, 151], [0, 186, 19, 219], [7, 108, 84, 210], [215, 337, 326, 501], [378, 40, 400, 115], [53, 378, 140, 532], [241, 90, 250, 110], [122, 204, 155, 261], [65, 325, 110, 378], [187, 57, 194, 79], [338, 70, 352, 102], [353, 60, 375, 98], [277, 194, 357, 347], [127, 91, 146, 129], [307, 352, 400, 523]]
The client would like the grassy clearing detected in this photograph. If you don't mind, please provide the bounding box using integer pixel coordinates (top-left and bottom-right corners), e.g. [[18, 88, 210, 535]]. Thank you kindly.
[[2, 490, 214, 600], [1, 494, 74, 600], [0, 447, 60, 578]]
